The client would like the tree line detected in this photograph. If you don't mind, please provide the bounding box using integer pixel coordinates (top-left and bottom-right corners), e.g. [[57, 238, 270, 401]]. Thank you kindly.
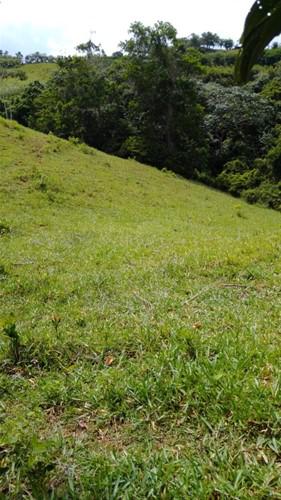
[[0, 50, 56, 66], [1, 21, 281, 209]]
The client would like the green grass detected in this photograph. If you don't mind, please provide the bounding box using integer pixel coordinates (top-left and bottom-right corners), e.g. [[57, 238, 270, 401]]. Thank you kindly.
[[0, 63, 57, 97], [0, 117, 281, 498]]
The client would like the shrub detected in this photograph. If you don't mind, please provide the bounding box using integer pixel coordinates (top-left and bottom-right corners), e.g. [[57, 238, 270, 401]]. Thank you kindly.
[[2, 323, 21, 364], [243, 181, 281, 210], [217, 159, 249, 195], [266, 133, 281, 179], [216, 158, 281, 210]]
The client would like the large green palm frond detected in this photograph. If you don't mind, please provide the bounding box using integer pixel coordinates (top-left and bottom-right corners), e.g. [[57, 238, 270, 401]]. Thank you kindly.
[[236, 0, 281, 83]]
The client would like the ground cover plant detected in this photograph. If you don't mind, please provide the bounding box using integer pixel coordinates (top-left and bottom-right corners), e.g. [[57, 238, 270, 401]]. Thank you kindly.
[[0, 117, 281, 498]]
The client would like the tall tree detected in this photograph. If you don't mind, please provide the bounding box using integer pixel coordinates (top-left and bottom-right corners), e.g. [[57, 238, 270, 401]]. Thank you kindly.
[[200, 32, 221, 49], [76, 40, 105, 58], [33, 57, 107, 145], [188, 33, 202, 49], [221, 38, 234, 51], [120, 22, 207, 175]]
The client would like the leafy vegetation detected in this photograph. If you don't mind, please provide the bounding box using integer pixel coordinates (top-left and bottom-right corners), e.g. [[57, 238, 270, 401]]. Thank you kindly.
[[0, 117, 281, 497], [236, 0, 281, 82], [2, 19, 281, 208], [2, 20, 281, 210]]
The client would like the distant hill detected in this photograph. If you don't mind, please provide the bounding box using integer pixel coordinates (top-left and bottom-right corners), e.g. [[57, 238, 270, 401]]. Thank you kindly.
[[0, 62, 57, 98]]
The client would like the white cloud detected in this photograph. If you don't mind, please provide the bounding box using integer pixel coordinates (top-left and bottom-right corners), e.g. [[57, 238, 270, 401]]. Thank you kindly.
[[0, 0, 254, 55]]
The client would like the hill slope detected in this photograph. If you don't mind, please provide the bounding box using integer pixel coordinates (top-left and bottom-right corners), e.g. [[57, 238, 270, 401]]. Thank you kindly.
[[0, 118, 281, 498], [0, 63, 57, 98]]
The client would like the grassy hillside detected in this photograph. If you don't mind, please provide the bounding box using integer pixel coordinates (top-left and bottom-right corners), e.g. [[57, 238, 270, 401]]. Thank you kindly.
[[0, 117, 281, 498], [0, 63, 57, 98]]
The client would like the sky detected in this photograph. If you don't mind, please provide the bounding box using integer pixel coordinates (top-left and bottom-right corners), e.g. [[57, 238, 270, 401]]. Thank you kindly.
[[0, 0, 255, 56]]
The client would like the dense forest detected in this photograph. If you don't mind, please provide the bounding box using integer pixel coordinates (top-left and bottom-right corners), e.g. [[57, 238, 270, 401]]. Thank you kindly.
[[1, 22, 281, 209]]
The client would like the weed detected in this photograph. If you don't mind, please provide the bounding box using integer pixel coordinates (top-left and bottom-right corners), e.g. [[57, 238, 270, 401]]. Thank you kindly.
[[36, 175, 48, 192], [0, 264, 7, 278], [51, 314, 61, 335], [0, 222, 10, 235], [3, 323, 21, 364]]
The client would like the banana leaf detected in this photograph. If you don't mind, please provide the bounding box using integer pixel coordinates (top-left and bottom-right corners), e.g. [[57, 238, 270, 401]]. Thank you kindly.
[[236, 0, 281, 83]]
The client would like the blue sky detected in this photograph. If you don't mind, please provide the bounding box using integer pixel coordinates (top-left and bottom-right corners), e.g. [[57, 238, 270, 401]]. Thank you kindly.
[[0, 0, 255, 56]]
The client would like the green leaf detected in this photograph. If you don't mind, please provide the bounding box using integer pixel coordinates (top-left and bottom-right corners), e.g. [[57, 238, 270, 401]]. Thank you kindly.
[[236, 0, 281, 82]]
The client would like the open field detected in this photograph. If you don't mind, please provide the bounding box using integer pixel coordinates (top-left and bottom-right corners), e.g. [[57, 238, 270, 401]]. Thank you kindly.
[[0, 117, 281, 498], [0, 63, 57, 98]]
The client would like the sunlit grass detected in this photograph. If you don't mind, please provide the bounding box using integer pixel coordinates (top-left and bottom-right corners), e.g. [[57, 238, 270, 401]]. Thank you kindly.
[[0, 117, 281, 498], [0, 63, 57, 97]]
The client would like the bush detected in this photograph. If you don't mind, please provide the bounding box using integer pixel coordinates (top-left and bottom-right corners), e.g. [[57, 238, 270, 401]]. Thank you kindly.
[[266, 132, 281, 179], [215, 157, 281, 210], [217, 160, 249, 195], [243, 182, 281, 210], [202, 66, 234, 86], [203, 83, 275, 175]]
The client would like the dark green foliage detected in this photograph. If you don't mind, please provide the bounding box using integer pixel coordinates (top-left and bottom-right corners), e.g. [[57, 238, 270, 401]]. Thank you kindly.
[[221, 38, 235, 50], [216, 150, 281, 209], [3, 323, 21, 364], [202, 66, 234, 86], [243, 181, 281, 208], [24, 52, 55, 64], [0, 68, 26, 80], [32, 57, 109, 146], [203, 83, 275, 174], [2, 23, 281, 209], [268, 148, 281, 179], [20, 23, 207, 178], [217, 159, 254, 196], [201, 50, 239, 67], [0, 222, 10, 235], [236, 0, 281, 82], [195, 74, 281, 208], [76, 39, 105, 58], [200, 31, 221, 49], [0, 54, 22, 68], [0, 264, 7, 277], [217, 158, 267, 194], [261, 75, 281, 102], [260, 46, 281, 65], [185, 32, 234, 52], [119, 22, 207, 174], [12, 81, 44, 127]]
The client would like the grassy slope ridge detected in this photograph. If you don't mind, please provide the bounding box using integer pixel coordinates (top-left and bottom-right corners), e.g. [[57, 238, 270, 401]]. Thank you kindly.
[[0, 63, 57, 97], [0, 118, 281, 498]]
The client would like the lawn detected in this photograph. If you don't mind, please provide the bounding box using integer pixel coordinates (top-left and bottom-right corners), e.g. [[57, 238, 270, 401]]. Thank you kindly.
[[0, 117, 281, 498]]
